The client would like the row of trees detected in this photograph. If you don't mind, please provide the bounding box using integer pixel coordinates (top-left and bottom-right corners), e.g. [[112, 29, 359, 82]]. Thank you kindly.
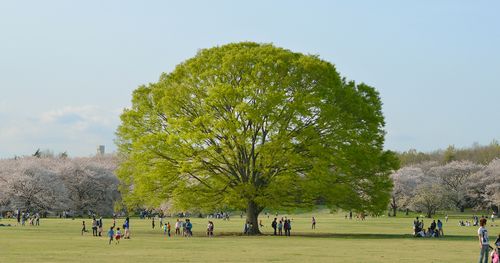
[[0, 155, 120, 216], [397, 140, 500, 166], [390, 159, 500, 218]]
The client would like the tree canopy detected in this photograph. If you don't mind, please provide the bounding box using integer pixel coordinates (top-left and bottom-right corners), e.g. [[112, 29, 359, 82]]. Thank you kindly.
[[116, 42, 398, 233]]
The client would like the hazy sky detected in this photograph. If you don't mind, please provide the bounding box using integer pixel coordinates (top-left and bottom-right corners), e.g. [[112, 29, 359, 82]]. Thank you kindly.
[[1, 0, 499, 158]]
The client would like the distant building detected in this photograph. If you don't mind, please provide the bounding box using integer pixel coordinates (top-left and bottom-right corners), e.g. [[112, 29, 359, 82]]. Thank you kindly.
[[97, 145, 105, 155]]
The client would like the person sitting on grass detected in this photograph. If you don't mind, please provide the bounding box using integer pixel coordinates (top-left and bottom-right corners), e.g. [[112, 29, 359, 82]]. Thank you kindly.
[[108, 227, 114, 245]]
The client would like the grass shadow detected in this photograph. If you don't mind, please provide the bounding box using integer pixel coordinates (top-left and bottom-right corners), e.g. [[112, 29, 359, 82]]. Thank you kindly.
[[216, 232, 476, 241]]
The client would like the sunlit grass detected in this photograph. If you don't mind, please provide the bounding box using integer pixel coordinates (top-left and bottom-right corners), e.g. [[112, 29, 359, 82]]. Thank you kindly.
[[1, 210, 498, 262]]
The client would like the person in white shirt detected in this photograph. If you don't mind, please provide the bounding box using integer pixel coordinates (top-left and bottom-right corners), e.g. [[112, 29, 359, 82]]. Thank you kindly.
[[477, 218, 490, 263]]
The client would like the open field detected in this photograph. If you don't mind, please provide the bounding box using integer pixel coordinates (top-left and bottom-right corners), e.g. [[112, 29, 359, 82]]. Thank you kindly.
[[1, 211, 498, 262]]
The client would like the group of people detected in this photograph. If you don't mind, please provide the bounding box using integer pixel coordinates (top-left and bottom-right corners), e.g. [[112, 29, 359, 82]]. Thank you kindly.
[[15, 210, 40, 226], [413, 217, 444, 238], [270, 217, 293, 236], [81, 216, 130, 244]]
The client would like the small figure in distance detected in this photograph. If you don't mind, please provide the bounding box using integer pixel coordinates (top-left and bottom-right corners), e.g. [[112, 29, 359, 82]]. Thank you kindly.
[[115, 227, 122, 244], [81, 221, 88, 235], [312, 217, 316, 230], [271, 218, 277, 235], [108, 226, 114, 245]]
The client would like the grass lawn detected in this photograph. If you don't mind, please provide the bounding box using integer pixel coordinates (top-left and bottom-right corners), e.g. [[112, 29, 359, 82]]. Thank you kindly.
[[1, 210, 498, 262]]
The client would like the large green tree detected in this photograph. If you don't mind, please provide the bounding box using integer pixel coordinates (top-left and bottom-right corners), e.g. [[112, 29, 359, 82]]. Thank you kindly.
[[116, 42, 398, 234]]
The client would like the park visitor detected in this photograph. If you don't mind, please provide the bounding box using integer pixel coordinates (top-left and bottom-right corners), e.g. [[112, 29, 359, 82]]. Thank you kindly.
[[123, 217, 130, 239], [98, 217, 103, 236], [478, 218, 490, 263], [163, 222, 168, 235], [271, 218, 277, 235], [186, 219, 192, 236], [182, 220, 186, 236], [284, 219, 290, 236], [437, 219, 444, 237], [277, 220, 283, 236], [107, 227, 114, 245], [312, 217, 316, 229], [175, 219, 181, 235], [152, 216, 155, 229], [167, 222, 171, 237], [81, 221, 88, 235], [207, 221, 214, 237], [92, 217, 98, 236], [492, 247, 499, 263], [115, 227, 122, 244]]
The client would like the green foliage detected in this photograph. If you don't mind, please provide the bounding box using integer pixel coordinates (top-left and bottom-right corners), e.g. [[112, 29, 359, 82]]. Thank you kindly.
[[397, 140, 500, 166], [116, 42, 397, 220]]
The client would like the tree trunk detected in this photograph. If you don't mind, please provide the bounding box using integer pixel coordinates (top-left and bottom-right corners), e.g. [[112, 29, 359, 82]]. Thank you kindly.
[[246, 200, 262, 235], [391, 197, 397, 217]]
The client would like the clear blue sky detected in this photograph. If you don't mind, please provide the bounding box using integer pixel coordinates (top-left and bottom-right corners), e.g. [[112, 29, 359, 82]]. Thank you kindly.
[[1, 0, 499, 158]]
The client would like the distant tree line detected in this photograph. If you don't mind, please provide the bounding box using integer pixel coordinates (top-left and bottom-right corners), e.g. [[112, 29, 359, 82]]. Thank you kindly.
[[0, 154, 120, 217], [397, 140, 500, 166], [391, 141, 500, 218]]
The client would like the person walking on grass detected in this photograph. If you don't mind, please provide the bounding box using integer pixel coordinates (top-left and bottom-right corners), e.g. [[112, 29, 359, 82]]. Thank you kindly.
[[272, 218, 277, 235], [152, 216, 155, 229], [167, 222, 171, 237], [478, 218, 490, 263], [81, 221, 88, 235], [186, 219, 193, 237], [115, 227, 122, 244], [108, 227, 114, 245], [92, 217, 98, 236], [123, 217, 130, 239], [312, 217, 316, 229]]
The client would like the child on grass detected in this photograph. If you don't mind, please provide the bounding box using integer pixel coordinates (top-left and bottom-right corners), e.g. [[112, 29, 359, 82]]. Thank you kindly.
[[115, 227, 122, 244], [108, 227, 114, 245], [81, 221, 87, 235]]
